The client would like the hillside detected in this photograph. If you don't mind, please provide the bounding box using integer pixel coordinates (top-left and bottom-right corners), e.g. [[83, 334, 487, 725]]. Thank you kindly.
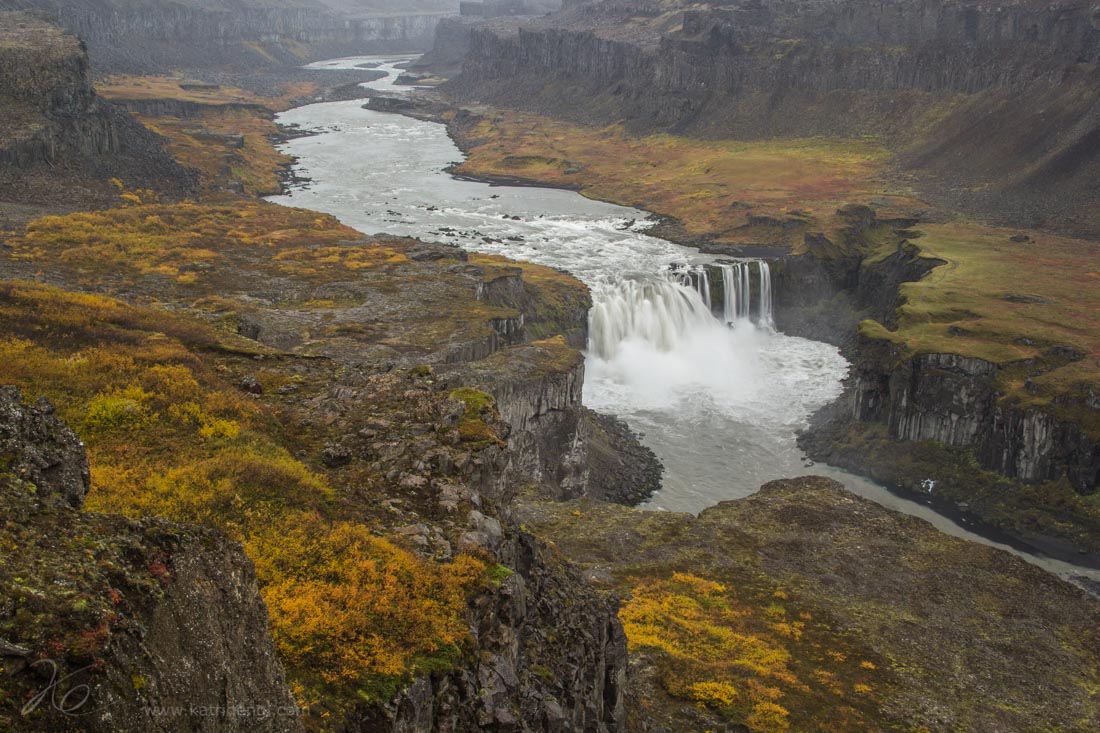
[[2, 3, 1100, 732]]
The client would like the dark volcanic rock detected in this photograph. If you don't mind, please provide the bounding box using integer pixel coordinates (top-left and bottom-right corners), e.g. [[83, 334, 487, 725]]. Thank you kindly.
[[580, 408, 663, 506], [0, 385, 89, 508], [0, 391, 301, 733]]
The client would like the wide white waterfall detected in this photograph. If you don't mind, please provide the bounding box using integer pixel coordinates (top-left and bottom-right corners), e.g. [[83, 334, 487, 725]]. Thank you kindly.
[[591, 260, 776, 363], [588, 277, 716, 360], [585, 260, 780, 414]]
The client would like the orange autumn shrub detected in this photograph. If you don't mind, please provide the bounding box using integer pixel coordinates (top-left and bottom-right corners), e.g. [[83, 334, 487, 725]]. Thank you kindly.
[[0, 279, 487, 717], [248, 514, 485, 703]]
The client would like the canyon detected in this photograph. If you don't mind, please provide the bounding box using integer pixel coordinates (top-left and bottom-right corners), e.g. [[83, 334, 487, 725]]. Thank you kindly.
[[2, 1, 1100, 732], [419, 0, 1100, 562], [0, 0, 458, 72]]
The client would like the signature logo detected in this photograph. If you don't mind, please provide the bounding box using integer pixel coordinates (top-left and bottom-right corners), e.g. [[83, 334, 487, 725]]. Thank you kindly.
[[21, 659, 94, 718]]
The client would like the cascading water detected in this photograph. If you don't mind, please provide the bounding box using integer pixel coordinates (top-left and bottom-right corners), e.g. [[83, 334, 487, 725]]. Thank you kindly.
[[759, 260, 774, 329], [595, 260, 775, 363], [588, 278, 716, 361], [264, 55, 1100, 589], [713, 261, 777, 329]]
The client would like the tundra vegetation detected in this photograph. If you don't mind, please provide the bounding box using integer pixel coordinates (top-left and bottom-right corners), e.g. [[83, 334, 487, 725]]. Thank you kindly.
[[0, 189, 518, 722]]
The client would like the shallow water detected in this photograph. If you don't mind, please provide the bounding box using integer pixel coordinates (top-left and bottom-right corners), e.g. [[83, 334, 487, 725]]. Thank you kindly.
[[268, 56, 1100, 591]]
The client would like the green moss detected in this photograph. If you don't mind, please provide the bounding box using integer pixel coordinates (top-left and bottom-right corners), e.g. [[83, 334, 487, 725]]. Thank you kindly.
[[448, 387, 495, 414], [448, 388, 504, 448], [487, 563, 515, 585]]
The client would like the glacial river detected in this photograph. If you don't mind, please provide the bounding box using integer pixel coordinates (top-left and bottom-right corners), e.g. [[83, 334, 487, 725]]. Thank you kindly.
[[268, 56, 1100, 591]]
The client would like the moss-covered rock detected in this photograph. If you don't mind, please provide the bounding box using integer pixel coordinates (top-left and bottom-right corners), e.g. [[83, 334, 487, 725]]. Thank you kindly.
[[516, 476, 1100, 733]]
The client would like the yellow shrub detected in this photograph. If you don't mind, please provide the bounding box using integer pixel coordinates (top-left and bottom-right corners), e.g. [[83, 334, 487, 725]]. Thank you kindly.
[[747, 702, 790, 732], [248, 514, 486, 701], [83, 386, 157, 433], [689, 681, 738, 708]]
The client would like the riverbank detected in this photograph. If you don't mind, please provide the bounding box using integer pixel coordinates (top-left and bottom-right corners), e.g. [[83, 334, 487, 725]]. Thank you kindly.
[[364, 91, 1100, 564]]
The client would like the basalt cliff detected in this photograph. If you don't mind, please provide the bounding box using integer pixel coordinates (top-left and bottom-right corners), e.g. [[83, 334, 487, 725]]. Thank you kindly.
[[0, 0, 456, 73], [423, 0, 1100, 559]]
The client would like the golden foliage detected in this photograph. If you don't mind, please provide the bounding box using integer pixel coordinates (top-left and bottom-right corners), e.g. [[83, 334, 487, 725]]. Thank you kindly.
[[619, 571, 883, 730], [0, 280, 486, 715], [8, 201, 358, 283], [248, 514, 485, 695], [747, 701, 791, 732]]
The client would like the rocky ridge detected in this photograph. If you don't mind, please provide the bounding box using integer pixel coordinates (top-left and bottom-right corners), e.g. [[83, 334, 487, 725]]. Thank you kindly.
[[0, 387, 302, 733], [0, 12, 195, 219], [0, 0, 454, 74]]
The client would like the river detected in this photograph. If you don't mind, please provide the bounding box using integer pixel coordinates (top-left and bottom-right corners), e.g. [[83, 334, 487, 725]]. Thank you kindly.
[[267, 56, 1100, 592]]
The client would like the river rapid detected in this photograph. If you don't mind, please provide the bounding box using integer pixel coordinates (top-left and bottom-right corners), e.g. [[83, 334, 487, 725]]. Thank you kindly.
[[267, 56, 1100, 591]]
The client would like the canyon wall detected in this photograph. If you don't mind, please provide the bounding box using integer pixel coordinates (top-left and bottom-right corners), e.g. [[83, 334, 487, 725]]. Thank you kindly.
[[372, 532, 627, 732], [0, 0, 454, 72], [441, 0, 1100, 236], [851, 347, 1100, 489], [0, 12, 195, 208]]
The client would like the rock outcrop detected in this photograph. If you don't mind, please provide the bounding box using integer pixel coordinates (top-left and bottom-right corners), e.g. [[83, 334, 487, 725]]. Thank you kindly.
[[0, 388, 302, 732], [375, 533, 626, 732], [0, 384, 89, 508], [0, 12, 195, 209]]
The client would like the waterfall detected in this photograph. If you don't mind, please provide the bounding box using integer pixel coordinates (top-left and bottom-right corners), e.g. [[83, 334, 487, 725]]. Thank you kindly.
[[674, 266, 711, 312], [758, 260, 774, 329], [589, 260, 775, 360], [716, 260, 775, 329], [698, 267, 711, 312], [588, 277, 717, 360], [721, 260, 739, 321]]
